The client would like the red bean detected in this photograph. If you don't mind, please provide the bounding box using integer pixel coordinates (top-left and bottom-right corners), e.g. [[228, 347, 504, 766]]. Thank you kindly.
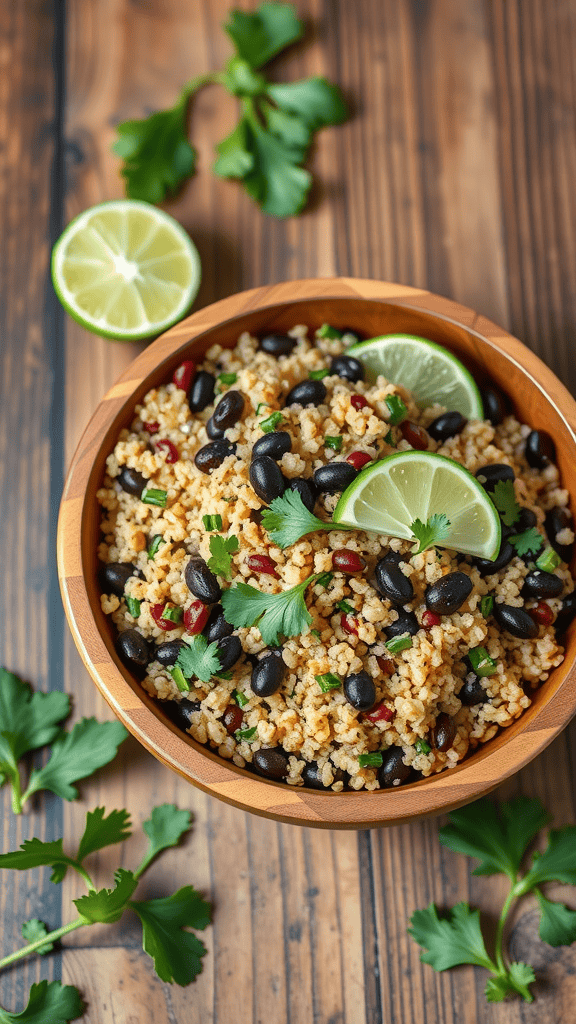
[[376, 656, 395, 676], [350, 394, 368, 411], [422, 610, 441, 628], [365, 703, 394, 723], [183, 600, 210, 635], [530, 602, 554, 626], [400, 421, 430, 451], [346, 450, 373, 471], [151, 604, 179, 630], [172, 360, 196, 392], [144, 421, 159, 434], [223, 705, 244, 734], [341, 613, 359, 635], [332, 549, 366, 573], [155, 439, 179, 463], [246, 554, 280, 578]]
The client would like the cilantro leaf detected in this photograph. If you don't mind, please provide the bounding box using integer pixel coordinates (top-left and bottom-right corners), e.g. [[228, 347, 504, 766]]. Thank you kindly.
[[0, 981, 83, 1024], [129, 885, 211, 985], [23, 718, 128, 803], [74, 868, 137, 924], [76, 807, 132, 864], [260, 100, 311, 149], [536, 891, 576, 946], [0, 668, 69, 795], [0, 838, 77, 884], [176, 636, 223, 684], [21, 919, 54, 955], [522, 825, 576, 888], [266, 77, 347, 130], [135, 804, 192, 878], [485, 962, 535, 1003], [508, 527, 544, 557], [213, 119, 255, 178], [240, 108, 311, 218], [411, 514, 451, 554], [223, 56, 267, 96], [491, 479, 520, 527], [439, 796, 550, 881], [221, 576, 316, 645], [207, 534, 239, 579], [113, 100, 196, 204], [408, 902, 495, 972], [224, 3, 303, 68], [262, 489, 334, 548]]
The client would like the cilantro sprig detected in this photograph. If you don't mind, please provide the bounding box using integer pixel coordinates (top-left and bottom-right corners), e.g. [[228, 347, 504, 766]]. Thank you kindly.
[[411, 514, 451, 554], [221, 573, 320, 645], [0, 804, 210, 1018], [491, 479, 520, 526], [408, 796, 576, 1003], [0, 668, 127, 814], [113, 3, 348, 217], [176, 636, 224, 684], [262, 489, 348, 549], [207, 533, 239, 579]]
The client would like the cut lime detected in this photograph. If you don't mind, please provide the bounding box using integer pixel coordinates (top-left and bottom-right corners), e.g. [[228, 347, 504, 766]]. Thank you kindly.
[[333, 451, 501, 560], [51, 200, 201, 341], [347, 334, 483, 419]]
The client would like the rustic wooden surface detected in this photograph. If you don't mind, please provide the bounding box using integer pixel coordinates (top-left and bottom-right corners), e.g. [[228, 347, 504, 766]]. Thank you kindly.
[[1, 0, 575, 1021]]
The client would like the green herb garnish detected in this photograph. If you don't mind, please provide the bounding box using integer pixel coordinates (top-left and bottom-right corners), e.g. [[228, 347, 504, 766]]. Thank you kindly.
[[235, 726, 257, 741], [207, 534, 239, 579], [255, 402, 269, 415], [141, 487, 168, 508], [315, 672, 342, 692], [310, 629, 322, 640], [384, 429, 395, 446], [148, 535, 165, 559], [170, 666, 190, 693], [409, 795, 576, 1003], [508, 527, 543, 557], [259, 410, 285, 433], [337, 600, 354, 614], [221, 574, 319, 645], [385, 394, 407, 425], [316, 323, 342, 339], [358, 752, 383, 768], [385, 635, 413, 654], [491, 479, 520, 526], [309, 368, 330, 380], [217, 372, 237, 387], [480, 595, 494, 618], [411, 514, 451, 554], [232, 689, 249, 708], [262, 489, 338, 548], [324, 435, 342, 451], [415, 739, 432, 755], [125, 596, 141, 618], [315, 572, 334, 589], [162, 605, 183, 624], [176, 636, 223, 684], [536, 546, 562, 572], [202, 513, 223, 532], [467, 646, 497, 677]]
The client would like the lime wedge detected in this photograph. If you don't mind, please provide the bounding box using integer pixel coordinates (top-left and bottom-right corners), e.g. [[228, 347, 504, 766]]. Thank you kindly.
[[333, 451, 501, 559], [347, 334, 483, 419], [51, 200, 201, 341]]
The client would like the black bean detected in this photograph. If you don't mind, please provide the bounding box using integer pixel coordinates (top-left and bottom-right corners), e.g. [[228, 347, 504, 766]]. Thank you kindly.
[[285, 379, 327, 407], [313, 462, 357, 494], [252, 431, 292, 461], [250, 455, 286, 504], [212, 390, 245, 431], [329, 354, 365, 383], [481, 387, 505, 426], [194, 439, 236, 473], [118, 466, 147, 496], [433, 712, 456, 751], [377, 747, 412, 787], [375, 560, 414, 605], [216, 634, 243, 671], [427, 411, 468, 442], [555, 592, 576, 635], [285, 477, 316, 513], [252, 747, 289, 779], [525, 429, 556, 469], [188, 370, 215, 413], [523, 570, 564, 599], [302, 761, 347, 790], [203, 604, 234, 643], [99, 561, 139, 597], [380, 549, 404, 567], [115, 629, 150, 667], [155, 638, 187, 666], [545, 506, 574, 562], [475, 463, 515, 490], [259, 334, 297, 357], [384, 610, 419, 638], [517, 507, 537, 531], [159, 696, 201, 731], [473, 541, 515, 576], [344, 671, 376, 711], [184, 557, 222, 603], [205, 415, 225, 440], [251, 652, 287, 697], [425, 572, 473, 615], [459, 672, 488, 706], [493, 603, 539, 639]]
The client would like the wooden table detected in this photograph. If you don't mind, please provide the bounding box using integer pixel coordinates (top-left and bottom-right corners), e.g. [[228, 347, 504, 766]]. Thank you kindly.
[[2, 1, 576, 1021]]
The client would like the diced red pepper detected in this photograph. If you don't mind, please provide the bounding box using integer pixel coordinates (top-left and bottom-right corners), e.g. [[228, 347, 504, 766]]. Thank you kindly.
[[172, 360, 196, 392], [332, 549, 366, 573], [341, 613, 359, 635], [143, 421, 159, 434], [155, 439, 179, 464], [151, 603, 180, 630], [365, 703, 394, 723], [246, 554, 280, 578], [350, 394, 368, 411], [530, 602, 554, 626], [376, 656, 394, 675], [422, 610, 442, 628], [183, 600, 210, 635], [346, 450, 373, 471]]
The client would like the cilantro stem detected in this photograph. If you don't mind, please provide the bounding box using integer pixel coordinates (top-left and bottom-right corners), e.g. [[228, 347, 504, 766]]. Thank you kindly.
[[10, 770, 23, 815], [181, 71, 220, 100], [494, 879, 525, 975], [0, 917, 86, 970]]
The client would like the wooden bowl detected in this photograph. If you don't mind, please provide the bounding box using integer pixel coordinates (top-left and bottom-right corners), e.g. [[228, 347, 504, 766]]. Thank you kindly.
[[58, 278, 576, 829]]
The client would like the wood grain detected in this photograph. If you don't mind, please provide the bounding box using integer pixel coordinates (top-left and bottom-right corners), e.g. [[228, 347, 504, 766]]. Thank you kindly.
[[1, 0, 575, 1021]]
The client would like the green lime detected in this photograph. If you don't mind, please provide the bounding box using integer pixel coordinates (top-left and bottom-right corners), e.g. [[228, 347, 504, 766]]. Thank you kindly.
[[51, 200, 201, 341], [347, 334, 483, 419], [333, 450, 501, 559]]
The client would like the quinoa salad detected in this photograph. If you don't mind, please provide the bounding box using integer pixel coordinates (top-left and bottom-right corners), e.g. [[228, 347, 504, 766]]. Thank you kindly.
[[97, 325, 576, 792]]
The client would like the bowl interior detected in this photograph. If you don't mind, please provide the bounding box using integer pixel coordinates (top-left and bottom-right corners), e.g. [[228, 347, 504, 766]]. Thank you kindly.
[[74, 292, 576, 823]]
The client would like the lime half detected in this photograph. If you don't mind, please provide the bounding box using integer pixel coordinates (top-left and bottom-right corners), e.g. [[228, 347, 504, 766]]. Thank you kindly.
[[333, 451, 501, 559], [347, 334, 483, 419], [52, 200, 201, 341]]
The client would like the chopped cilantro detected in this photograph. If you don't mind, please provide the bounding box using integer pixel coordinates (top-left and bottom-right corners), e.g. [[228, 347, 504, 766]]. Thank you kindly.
[[232, 689, 249, 708], [162, 605, 183, 624], [508, 527, 543, 557], [310, 629, 322, 641], [358, 752, 383, 768], [337, 600, 354, 614], [411, 514, 451, 555], [315, 572, 334, 589], [384, 429, 395, 446], [125, 596, 141, 618], [207, 534, 239, 579], [491, 479, 520, 527], [315, 672, 342, 692], [260, 411, 284, 433], [218, 372, 237, 386], [385, 395, 407, 425], [324, 435, 343, 451], [235, 726, 257, 741], [415, 739, 432, 755], [176, 636, 223, 684]]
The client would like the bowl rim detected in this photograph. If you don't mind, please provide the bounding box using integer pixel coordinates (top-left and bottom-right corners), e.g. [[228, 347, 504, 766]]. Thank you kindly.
[[58, 277, 576, 829]]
